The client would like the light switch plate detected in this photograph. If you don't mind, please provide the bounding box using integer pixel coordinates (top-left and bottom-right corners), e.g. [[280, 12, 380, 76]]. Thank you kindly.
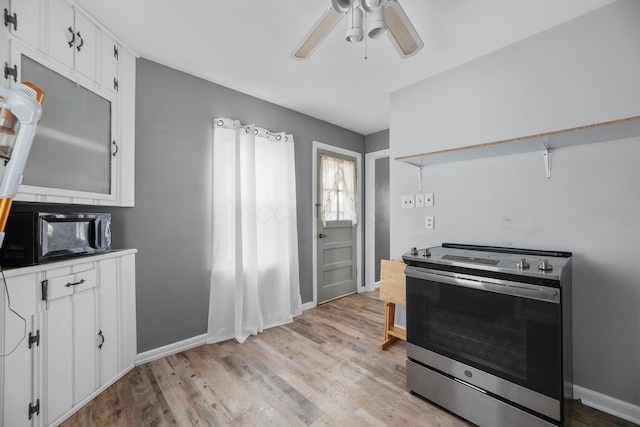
[[425, 193, 434, 207], [401, 194, 415, 209], [415, 193, 425, 208]]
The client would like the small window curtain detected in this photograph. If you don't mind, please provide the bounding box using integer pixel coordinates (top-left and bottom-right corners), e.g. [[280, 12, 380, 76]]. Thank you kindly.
[[208, 118, 302, 344], [320, 155, 357, 226]]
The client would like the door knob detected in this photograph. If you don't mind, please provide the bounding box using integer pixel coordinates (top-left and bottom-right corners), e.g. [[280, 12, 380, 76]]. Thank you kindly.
[[319, 233, 326, 238]]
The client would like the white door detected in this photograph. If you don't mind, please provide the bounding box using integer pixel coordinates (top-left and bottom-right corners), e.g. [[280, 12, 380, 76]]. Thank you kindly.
[[99, 258, 119, 384], [43, 299, 73, 425], [73, 288, 97, 403], [317, 150, 358, 304]]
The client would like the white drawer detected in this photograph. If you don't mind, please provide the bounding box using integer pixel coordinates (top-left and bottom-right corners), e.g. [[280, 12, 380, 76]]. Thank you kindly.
[[46, 269, 97, 301]]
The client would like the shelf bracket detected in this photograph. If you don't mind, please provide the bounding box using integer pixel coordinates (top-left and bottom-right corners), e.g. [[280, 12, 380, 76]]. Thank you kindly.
[[543, 140, 551, 179], [417, 164, 424, 192]]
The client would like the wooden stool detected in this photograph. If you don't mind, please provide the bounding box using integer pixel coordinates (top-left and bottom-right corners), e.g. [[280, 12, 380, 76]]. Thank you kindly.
[[379, 259, 406, 350]]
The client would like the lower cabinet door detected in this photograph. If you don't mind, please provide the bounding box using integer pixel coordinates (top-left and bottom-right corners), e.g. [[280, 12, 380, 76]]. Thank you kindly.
[[1, 273, 39, 427], [99, 258, 119, 384], [73, 288, 97, 403], [43, 299, 73, 425]]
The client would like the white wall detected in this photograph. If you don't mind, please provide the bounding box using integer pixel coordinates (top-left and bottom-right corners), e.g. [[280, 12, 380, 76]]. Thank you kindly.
[[389, 0, 640, 410]]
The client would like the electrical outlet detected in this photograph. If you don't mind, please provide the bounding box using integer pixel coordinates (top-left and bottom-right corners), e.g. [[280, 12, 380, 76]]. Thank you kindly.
[[415, 193, 425, 208], [401, 194, 415, 209], [425, 216, 435, 230], [425, 193, 434, 207]]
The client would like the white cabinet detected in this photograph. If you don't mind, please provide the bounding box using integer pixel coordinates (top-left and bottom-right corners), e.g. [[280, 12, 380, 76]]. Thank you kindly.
[[115, 47, 136, 206], [0, 272, 40, 427], [41, 266, 98, 425], [98, 28, 119, 93], [3, 0, 41, 51], [1, 0, 136, 206], [98, 257, 118, 383], [0, 250, 137, 427], [45, 0, 96, 81], [42, 298, 73, 424]]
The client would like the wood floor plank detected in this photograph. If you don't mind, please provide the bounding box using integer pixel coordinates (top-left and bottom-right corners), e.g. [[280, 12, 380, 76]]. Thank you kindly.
[[61, 291, 635, 427]]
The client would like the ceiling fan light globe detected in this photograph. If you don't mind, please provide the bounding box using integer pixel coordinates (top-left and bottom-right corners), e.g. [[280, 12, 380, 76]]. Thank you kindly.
[[361, 0, 384, 13], [345, 6, 364, 42], [346, 28, 364, 42], [366, 7, 386, 39], [331, 0, 354, 13]]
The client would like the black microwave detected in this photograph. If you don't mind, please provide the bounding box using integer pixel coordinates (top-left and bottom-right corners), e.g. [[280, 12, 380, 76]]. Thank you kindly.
[[0, 212, 111, 267]]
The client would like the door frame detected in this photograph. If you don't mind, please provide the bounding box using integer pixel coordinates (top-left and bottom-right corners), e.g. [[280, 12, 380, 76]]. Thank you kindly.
[[364, 148, 390, 293], [311, 141, 362, 309]]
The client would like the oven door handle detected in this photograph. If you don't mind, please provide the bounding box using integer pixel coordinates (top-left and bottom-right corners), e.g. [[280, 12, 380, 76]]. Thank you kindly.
[[404, 266, 560, 303]]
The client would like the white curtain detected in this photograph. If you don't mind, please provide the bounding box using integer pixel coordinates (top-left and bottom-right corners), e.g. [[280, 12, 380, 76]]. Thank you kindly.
[[320, 155, 357, 226], [207, 118, 301, 344]]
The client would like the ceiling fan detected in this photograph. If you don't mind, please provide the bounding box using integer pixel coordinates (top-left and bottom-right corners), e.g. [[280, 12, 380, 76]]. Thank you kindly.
[[292, 0, 423, 60]]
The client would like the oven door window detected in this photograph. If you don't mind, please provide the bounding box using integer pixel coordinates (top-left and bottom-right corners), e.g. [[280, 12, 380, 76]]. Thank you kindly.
[[406, 276, 561, 399]]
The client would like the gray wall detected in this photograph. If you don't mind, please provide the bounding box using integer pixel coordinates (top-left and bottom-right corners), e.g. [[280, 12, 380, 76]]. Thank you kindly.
[[115, 59, 363, 353], [365, 129, 389, 153], [389, 0, 640, 406]]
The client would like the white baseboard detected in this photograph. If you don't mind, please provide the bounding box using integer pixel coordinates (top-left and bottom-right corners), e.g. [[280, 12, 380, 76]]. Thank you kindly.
[[135, 333, 208, 365], [301, 301, 316, 311], [574, 384, 640, 425]]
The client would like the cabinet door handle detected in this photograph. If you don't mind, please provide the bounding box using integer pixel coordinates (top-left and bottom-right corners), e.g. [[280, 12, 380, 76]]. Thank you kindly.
[[64, 279, 85, 288], [112, 140, 119, 157], [67, 26, 75, 47], [76, 31, 84, 52], [97, 330, 105, 349]]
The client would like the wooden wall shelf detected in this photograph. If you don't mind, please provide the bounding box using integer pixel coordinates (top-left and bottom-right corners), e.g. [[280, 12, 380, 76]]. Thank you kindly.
[[395, 116, 640, 177]]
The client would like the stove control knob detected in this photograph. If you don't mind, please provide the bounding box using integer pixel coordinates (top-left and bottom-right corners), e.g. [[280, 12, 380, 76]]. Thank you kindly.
[[516, 258, 530, 269], [538, 259, 553, 271], [422, 249, 431, 258], [410, 247, 418, 256]]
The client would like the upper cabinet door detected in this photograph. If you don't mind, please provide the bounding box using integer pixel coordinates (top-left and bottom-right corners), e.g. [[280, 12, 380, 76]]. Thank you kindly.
[[72, 10, 96, 81], [98, 29, 118, 92], [45, 0, 74, 70], [6, 0, 42, 49]]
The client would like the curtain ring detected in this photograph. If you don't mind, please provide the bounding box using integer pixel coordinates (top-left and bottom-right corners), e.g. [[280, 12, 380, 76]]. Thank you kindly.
[[245, 127, 250, 133], [216, 120, 224, 127], [276, 135, 282, 141], [254, 129, 258, 135]]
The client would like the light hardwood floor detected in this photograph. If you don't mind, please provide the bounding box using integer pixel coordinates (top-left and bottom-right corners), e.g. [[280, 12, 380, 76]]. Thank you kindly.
[[63, 291, 636, 426]]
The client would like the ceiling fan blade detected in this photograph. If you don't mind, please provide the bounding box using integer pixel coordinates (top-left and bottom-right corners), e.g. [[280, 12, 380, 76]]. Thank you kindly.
[[384, 0, 424, 58], [292, 7, 343, 60]]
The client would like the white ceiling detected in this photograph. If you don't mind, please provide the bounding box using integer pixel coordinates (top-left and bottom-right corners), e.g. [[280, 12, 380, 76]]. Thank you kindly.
[[75, 0, 616, 136]]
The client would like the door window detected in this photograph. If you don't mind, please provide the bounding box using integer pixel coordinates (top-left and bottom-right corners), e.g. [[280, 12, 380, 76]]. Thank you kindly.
[[320, 154, 357, 226]]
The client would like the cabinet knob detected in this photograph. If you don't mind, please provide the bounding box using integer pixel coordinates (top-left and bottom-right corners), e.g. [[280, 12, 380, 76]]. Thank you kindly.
[[75, 31, 84, 52], [67, 26, 75, 47], [97, 330, 105, 349]]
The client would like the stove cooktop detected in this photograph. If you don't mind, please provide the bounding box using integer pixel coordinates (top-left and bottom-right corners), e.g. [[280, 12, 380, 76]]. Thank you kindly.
[[402, 243, 572, 280]]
